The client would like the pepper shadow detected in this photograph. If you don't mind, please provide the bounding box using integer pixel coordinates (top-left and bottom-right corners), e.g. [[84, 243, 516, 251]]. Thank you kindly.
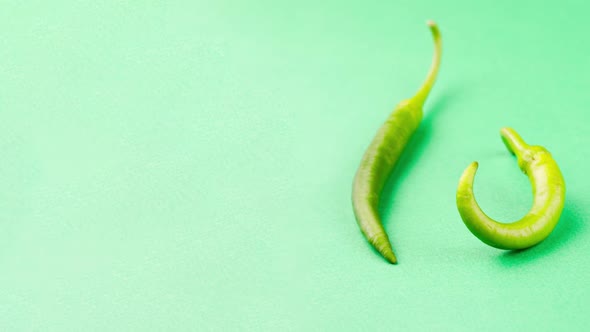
[[495, 199, 585, 267], [379, 88, 457, 224]]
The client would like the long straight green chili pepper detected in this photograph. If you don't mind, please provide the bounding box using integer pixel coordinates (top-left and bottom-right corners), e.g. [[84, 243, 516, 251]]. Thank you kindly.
[[352, 21, 442, 264], [456, 128, 566, 249]]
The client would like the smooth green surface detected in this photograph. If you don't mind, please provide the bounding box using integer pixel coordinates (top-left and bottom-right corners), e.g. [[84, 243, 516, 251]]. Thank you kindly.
[[1, 1, 589, 331]]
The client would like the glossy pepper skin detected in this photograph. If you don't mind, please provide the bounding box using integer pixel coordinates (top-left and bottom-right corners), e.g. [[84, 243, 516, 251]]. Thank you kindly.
[[456, 128, 566, 249], [352, 21, 442, 264]]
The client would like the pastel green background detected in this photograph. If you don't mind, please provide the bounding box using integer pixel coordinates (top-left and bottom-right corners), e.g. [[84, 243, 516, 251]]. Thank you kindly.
[[1, 1, 588, 331]]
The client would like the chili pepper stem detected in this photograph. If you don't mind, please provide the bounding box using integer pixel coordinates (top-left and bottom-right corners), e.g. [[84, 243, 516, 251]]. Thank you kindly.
[[500, 127, 529, 156], [412, 20, 442, 106]]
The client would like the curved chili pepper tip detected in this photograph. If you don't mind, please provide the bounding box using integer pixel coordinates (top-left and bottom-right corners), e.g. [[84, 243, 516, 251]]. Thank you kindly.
[[457, 161, 479, 198], [383, 250, 397, 264]]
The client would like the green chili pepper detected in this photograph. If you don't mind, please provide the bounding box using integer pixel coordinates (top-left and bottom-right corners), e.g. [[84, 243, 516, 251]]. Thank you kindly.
[[456, 128, 566, 250], [352, 21, 442, 264]]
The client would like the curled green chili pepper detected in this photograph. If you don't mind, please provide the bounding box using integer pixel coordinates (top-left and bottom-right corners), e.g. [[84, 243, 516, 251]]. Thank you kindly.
[[456, 128, 566, 249], [352, 21, 442, 264]]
